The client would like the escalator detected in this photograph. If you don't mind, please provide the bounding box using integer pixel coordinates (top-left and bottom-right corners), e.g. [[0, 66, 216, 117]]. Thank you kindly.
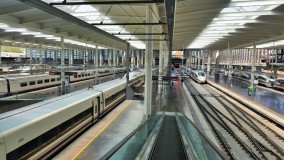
[[150, 115, 186, 160], [101, 111, 228, 160]]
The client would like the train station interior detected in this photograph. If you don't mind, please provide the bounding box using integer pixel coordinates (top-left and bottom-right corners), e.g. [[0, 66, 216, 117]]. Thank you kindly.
[[0, 0, 284, 160]]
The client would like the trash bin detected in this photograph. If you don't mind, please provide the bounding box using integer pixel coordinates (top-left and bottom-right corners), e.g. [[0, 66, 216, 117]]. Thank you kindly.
[[248, 85, 254, 96]]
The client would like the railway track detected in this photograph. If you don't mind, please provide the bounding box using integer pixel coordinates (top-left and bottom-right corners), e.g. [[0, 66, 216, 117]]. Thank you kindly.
[[184, 78, 284, 160]]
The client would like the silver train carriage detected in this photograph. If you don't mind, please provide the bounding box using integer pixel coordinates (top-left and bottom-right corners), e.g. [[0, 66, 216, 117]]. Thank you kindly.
[[0, 78, 127, 160]]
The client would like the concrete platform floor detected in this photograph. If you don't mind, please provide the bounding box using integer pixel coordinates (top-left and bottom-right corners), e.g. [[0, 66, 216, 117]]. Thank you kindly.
[[208, 73, 284, 115], [54, 100, 146, 160]]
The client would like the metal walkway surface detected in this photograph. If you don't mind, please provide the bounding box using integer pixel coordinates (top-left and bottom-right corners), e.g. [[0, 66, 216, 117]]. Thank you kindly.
[[102, 110, 227, 160], [151, 115, 186, 160]]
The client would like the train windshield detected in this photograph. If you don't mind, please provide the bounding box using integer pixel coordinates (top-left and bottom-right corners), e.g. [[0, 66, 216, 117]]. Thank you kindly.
[[198, 72, 205, 76]]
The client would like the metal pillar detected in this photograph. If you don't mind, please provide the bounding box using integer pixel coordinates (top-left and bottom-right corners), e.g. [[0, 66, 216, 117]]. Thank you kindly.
[[228, 41, 232, 77], [167, 46, 172, 77], [0, 45, 2, 65], [116, 50, 119, 66], [145, 4, 153, 117], [108, 49, 111, 67], [99, 49, 103, 67], [195, 50, 199, 69], [84, 44, 88, 70], [39, 45, 43, 64], [201, 50, 205, 70], [207, 50, 211, 73], [131, 50, 135, 70], [136, 50, 140, 68], [126, 44, 130, 85], [141, 50, 144, 67], [95, 45, 99, 84], [158, 36, 164, 95], [29, 48, 33, 74], [113, 49, 116, 67], [60, 36, 66, 95], [251, 43, 256, 85], [122, 51, 125, 67], [69, 49, 73, 67], [93, 49, 96, 67]]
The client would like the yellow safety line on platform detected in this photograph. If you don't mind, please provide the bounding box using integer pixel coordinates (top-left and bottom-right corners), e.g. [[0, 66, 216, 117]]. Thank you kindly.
[[71, 102, 130, 160]]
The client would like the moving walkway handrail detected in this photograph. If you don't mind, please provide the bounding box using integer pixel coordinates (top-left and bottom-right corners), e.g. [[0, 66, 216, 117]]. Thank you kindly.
[[174, 107, 229, 160], [100, 111, 164, 160]]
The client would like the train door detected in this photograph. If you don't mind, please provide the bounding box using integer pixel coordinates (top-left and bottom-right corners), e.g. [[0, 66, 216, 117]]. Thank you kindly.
[[96, 96, 101, 119]]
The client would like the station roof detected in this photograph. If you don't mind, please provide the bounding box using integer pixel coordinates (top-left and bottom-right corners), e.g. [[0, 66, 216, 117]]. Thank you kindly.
[[1, 0, 284, 50]]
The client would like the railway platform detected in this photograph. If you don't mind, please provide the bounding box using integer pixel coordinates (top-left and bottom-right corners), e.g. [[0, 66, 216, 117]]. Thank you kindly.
[[208, 73, 284, 115], [51, 72, 284, 159], [54, 78, 225, 159]]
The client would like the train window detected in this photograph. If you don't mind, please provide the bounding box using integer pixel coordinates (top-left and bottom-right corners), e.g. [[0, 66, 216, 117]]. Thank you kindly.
[[51, 78, 55, 82], [37, 80, 43, 84], [85, 74, 88, 76], [88, 73, 90, 76], [29, 81, 36, 85], [44, 79, 50, 83], [57, 78, 60, 81], [20, 82, 28, 87], [7, 107, 93, 160], [105, 89, 125, 107], [78, 75, 81, 77], [74, 75, 77, 78], [82, 75, 85, 77]]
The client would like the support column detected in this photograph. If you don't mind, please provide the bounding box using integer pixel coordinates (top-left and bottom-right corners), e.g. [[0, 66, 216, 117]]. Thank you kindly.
[[69, 49, 73, 67], [53, 50, 56, 63], [0, 45, 2, 65], [29, 48, 33, 74], [99, 49, 103, 67], [228, 41, 232, 77], [39, 45, 43, 64], [196, 50, 199, 69], [201, 50, 205, 70], [141, 50, 144, 67], [167, 46, 172, 77], [113, 49, 116, 67], [199, 50, 202, 69], [207, 50, 212, 73], [251, 43, 256, 85], [108, 49, 111, 67], [126, 44, 130, 85], [95, 45, 99, 84], [131, 50, 135, 70], [145, 4, 153, 117], [136, 50, 140, 68], [93, 49, 96, 67], [60, 36, 66, 95], [158, 36, 164, 95], [116, 50, 119, 66], [84, 44, 88, 70], [122, 51, 125, 67]]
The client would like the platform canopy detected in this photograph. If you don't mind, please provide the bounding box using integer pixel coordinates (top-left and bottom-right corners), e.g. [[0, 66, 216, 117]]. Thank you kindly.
[[1, 0, 284, 50]]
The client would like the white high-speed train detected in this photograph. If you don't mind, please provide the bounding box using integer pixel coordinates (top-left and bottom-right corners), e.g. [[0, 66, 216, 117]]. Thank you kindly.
[[191, 70, 207, 84], [0, 68, 126, 96], [0, 71, 144, 160]]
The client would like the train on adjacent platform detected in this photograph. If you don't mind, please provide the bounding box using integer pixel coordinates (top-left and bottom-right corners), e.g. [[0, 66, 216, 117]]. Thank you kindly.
[[190, 70, 207, 84], [0, 68, 126, 96], [0, 70, 145, 160]]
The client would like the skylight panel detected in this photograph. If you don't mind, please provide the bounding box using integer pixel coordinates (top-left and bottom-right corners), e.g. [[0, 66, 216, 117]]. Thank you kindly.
[[41, 0, 146, 49], [188, 0, 283, 48]]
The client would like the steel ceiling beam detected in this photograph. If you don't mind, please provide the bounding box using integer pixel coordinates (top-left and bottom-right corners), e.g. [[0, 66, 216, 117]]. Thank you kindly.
[[50, 0, 164, 5], [18, 0, 128, 46], [164, 0, 176, 49], [126, 39, 166, 41], [113, 33, 167, 35], [91, 22, 166, 25]]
